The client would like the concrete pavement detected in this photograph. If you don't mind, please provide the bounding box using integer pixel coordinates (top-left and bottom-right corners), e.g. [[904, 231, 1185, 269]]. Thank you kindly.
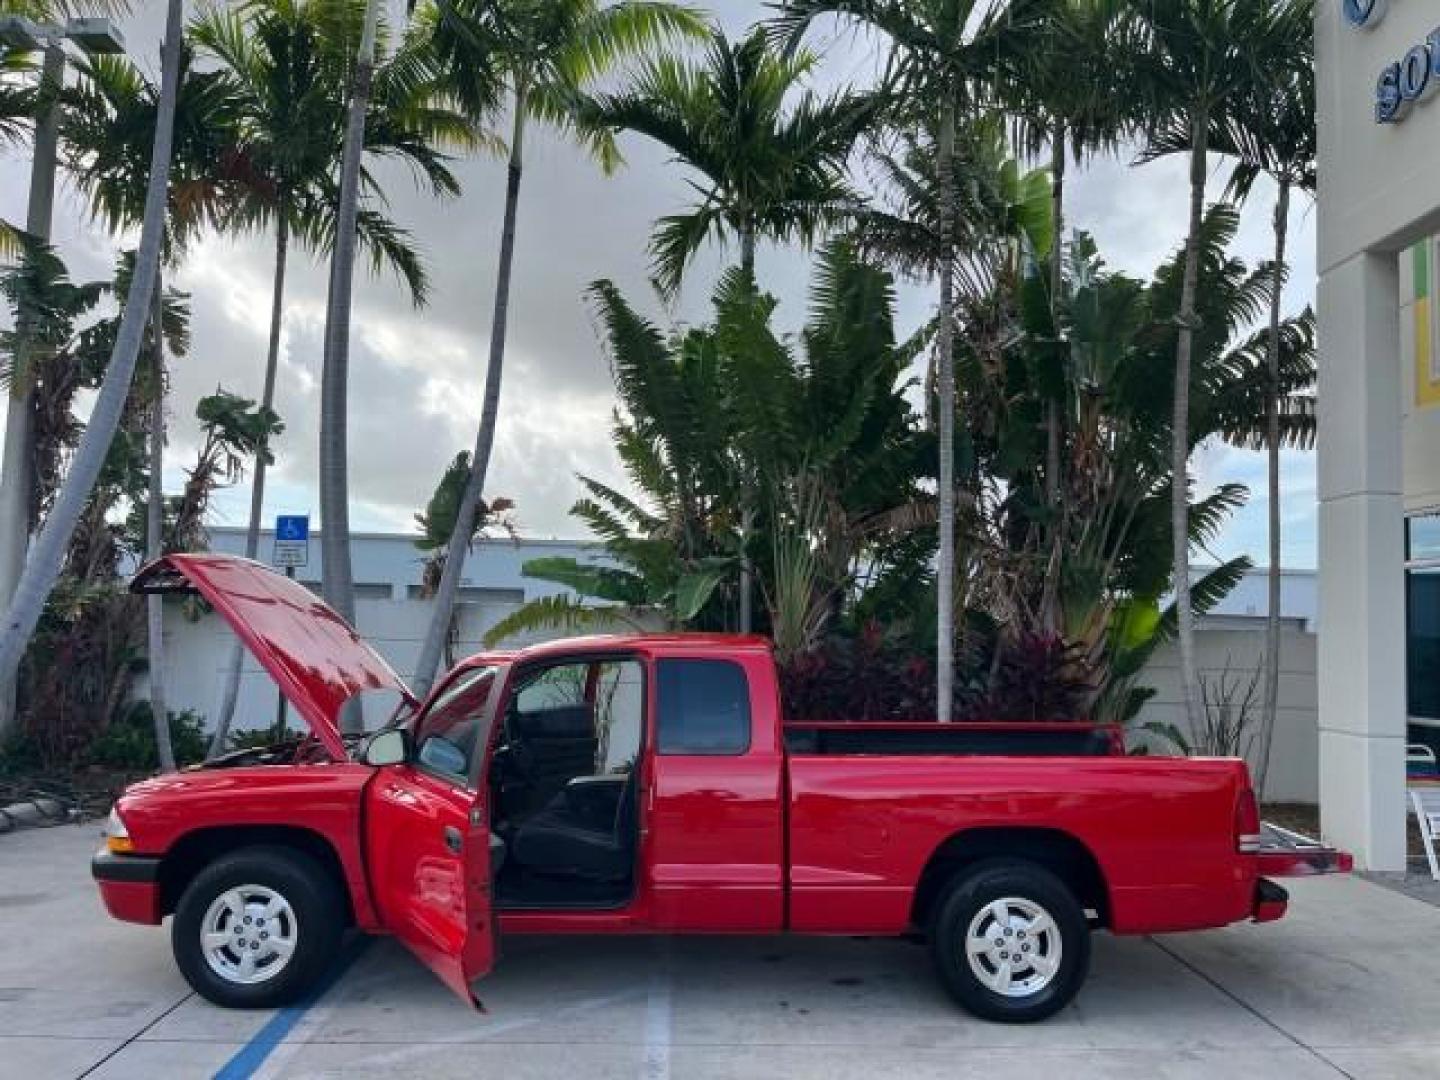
[[4, 823, 1438, 1079]]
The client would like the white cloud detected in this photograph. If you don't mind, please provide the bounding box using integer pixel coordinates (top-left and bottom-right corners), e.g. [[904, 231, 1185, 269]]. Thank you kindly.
[[0, 0, 1319, 569]]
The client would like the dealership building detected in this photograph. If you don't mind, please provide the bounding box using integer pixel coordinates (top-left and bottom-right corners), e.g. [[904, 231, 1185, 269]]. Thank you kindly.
[[1317, 0, 1440, 868]]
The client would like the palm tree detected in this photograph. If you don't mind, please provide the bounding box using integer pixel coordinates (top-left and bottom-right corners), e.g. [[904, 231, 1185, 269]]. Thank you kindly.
[[0, 9, 134, 717], [1129, 0, 1312, 733], [191, 0, 478, 748], [585, 23, 873, 633], [1211, 48, 1316, 793], [1002, 0, 1131, 615], [408, 0, 705, 699], [587, 24, 872, 296], [318, 0, 381, 684], [56, 46, 241, 769], [66, 51, 239, 769], [777, 0, 1044, 720], [0, 0, 184, 744]]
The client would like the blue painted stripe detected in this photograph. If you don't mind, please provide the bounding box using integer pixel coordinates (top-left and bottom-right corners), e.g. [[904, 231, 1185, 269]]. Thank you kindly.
[[213, 936, 372, 1080]]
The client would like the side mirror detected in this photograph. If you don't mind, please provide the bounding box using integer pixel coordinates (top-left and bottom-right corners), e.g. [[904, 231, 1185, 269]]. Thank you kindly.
[[363, 727, 412, 767]]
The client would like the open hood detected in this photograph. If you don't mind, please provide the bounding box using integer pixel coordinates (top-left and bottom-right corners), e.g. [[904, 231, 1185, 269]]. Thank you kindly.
[[132, 554, 415, 760]]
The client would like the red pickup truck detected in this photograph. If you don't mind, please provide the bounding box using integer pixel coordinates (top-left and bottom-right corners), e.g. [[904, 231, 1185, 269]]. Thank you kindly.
[[93, 555, 1350, 1023]]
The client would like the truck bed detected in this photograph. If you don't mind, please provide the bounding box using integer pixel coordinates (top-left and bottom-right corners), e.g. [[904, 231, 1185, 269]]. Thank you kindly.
[[783, 750, 1256, 937], [783, 721, 1122, 757]]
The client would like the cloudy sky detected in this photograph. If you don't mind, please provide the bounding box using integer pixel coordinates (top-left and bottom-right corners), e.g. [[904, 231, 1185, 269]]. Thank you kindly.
[[0, 0, 1320, 568]]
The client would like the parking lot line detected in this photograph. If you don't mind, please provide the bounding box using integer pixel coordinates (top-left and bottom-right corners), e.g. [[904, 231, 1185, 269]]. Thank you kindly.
[[642, 942, 673, 1080], [212, 937, 372, 1080]]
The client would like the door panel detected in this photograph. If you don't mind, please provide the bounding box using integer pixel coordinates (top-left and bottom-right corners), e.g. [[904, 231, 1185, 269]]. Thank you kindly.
[[363, 662, 503, 1006], [644, 657, 785, 931], [365, 767, 495, 1004]]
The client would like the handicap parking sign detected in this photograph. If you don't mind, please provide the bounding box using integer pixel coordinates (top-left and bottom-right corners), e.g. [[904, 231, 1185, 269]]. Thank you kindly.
[[273, 515, 310, 567]]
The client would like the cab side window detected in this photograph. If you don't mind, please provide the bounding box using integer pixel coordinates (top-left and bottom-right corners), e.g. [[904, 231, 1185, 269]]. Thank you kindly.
[[415, 666, 496, 784], [655, 659, 750, 755]]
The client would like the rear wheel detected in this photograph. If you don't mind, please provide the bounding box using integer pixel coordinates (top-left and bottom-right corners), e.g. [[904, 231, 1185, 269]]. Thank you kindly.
[[172, 845, 343, 1008], [929, 859, 1090, 1023]]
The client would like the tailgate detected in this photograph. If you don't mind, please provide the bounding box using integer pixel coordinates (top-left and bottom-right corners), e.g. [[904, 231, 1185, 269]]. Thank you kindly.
[[1255, 822, 1354, 876]]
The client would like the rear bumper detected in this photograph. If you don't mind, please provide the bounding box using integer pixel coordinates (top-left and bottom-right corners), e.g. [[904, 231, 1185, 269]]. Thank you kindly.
[[1251, 878, 1289, 923], [1246, 825, 1352, 924], [92, 848, 163, 925], [1255, 822, 1354, 878], [1255, 846, 1354, 877]]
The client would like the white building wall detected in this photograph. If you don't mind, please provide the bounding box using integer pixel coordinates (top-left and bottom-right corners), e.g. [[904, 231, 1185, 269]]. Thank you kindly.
[[144, 534, 1324, 801], [1313, 0, 1430, 869], [145, 528, 618, 737], [1134, 622, 1318, 804]]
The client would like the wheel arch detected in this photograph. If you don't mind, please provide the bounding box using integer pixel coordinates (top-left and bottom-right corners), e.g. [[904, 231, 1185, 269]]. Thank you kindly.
[[910, 826, 1110, 933], [158, 824, 355, 924]]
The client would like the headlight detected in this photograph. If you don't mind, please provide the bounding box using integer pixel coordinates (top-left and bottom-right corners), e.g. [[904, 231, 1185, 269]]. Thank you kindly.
[[104, 807, 133, 853]]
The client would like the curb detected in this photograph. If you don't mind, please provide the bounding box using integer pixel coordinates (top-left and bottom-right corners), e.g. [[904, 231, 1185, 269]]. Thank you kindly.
[[0, 797, 72, 834]]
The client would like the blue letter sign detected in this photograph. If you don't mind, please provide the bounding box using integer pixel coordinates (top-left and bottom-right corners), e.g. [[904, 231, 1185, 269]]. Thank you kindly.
[[1344, 0, 1387, 29]]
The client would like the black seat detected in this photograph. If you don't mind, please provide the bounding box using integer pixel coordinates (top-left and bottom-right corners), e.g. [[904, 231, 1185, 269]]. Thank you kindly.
[[509, 771, 636, 881]]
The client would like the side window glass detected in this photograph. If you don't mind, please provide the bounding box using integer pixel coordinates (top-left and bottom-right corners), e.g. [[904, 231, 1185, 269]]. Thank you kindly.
[[515, 665, 586, 713], [594, 661, 644, 773], [656, 659, 750, 756], [415, 666, 496, 784]]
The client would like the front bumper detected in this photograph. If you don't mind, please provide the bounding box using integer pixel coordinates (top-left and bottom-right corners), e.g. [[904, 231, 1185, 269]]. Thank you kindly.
[[92, 848, 163, 925]]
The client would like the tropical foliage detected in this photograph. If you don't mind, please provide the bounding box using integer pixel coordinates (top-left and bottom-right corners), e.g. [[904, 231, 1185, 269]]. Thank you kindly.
[[489, 194, 1315, 733], [408, 0, 707, 699], [0, 0, 1320, 768], [0, 241, 273, 766]]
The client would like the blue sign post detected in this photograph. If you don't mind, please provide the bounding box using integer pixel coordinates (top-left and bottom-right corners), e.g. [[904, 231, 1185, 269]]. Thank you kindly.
[[273, 515, 310, 568], [270, 515, 310, 738]]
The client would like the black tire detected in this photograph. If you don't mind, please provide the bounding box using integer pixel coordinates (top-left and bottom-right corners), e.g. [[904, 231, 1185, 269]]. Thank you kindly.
[[928, 858, 1090, 1023], [171, 845, 344, 1009]]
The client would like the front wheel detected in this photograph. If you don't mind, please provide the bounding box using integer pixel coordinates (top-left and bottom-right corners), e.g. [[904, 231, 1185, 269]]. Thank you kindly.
[[929, 859, 1090, 1023], [172, 845, 344, 1008]]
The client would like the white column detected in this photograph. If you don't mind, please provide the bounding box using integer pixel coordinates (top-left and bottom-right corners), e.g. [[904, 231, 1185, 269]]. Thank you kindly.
[[1316, 249, 1407, 871]]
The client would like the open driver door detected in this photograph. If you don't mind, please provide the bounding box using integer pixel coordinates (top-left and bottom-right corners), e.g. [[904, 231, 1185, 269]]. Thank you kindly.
[[363, 662, 505, 1008]]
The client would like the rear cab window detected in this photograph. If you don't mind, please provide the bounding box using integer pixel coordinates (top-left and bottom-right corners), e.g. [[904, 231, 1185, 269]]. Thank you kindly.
[[655, 659, 750, 755]]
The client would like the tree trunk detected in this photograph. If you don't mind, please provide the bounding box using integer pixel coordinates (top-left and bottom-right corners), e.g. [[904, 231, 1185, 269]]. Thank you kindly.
[[1040, 122, 1066, 635], [1046, 123, 1065, 503], [1255, 178, 1290, 798], [0, 42, 64, 743], [0, 0, 184, 741], [1172, 112, 1209, 734], [210, 213, 290, 756], [411, 88, 528, 701], [737, 218, 755, 634], [320, 0, 379, 734], [936, 95, 958, 723], [146, 270, 175, 773]]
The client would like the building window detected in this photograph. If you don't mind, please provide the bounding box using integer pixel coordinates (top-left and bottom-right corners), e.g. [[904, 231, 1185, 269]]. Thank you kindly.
[[1407, 514, 1440, 726]]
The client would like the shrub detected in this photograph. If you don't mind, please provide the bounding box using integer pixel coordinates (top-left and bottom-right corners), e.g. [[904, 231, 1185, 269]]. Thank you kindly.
[[227, 725, 299, 751], [0, 731, 44, 776], [778, 627, 1093, 724], [967, 632, 1094, 722], [779, 623, 937, 722], [87, 703, 208, 771]]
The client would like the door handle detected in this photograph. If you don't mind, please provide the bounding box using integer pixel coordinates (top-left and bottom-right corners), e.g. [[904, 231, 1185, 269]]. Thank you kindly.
[[444, 825, 463, 854]]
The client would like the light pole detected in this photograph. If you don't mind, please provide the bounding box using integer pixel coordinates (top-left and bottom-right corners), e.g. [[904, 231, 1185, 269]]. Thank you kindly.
[[0, 15, 124, 613]]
